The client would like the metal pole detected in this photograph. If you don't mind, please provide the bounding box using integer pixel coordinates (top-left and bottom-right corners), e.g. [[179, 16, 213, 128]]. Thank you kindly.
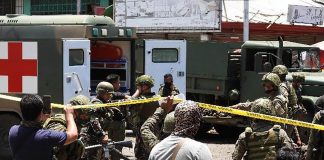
[[243, 0, 249, 42], [77, 0, 81, 15]]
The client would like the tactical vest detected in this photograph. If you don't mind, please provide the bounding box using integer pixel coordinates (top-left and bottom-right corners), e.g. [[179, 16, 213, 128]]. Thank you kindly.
[[245, 126, 281, 160], [43, 114, 85, 160]]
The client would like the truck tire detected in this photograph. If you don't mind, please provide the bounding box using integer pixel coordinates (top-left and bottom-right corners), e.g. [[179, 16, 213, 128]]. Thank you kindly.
[[0, 114, 20, 160]]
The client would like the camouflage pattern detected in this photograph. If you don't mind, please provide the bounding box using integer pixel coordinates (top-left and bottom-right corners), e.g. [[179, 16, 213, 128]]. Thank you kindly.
[[292, 73, 306, 83], [262, 73, 281, 87], [140, 107, 169, 153], [69, 95, 91, 129], [158, 84, 180, 97], [306, 110, 324, 160], [129, 93, 160, 160], [135, 75, 155, 88], [232, 125, 292, 160], [250, 98, 275, 116], [272, 65, 288, 76], [96, 81, 114, 94], [269, 92, 288, 118], [43, 114, 85, 160], [233, 98, 292, 160], [163, 111, 175, 134], [279, 82, 298, 116]]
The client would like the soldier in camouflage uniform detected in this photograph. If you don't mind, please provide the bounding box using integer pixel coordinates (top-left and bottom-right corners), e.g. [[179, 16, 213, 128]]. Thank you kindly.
[[272, 65, 298, 116], [232, 73, 288, 118], [232, 98, 293, 160], [158, 74, 180, 97], [140, 100, 175, 154], [306, 110, 324, 160], [106, 74, 128, 160], [89, 82, 117, 160], [130, 75, 161, 160]]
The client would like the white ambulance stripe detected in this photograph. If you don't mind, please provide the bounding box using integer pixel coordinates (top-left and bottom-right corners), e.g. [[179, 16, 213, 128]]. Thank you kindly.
[[22, 76, 38, 94], [22, 42, 38, 60], [0, 76, 8, 93], [0, 42, 8, 59]]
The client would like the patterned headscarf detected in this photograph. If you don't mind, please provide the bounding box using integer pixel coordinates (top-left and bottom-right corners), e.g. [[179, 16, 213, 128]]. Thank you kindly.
[[172, 100, 202, 138]]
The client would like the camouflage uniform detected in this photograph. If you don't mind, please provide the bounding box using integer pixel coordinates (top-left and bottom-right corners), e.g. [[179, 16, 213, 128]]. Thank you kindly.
[[85, 82, 115, 160], [263, 73, 288, 118], [140, 108, 175, 153], [235, 73, 288, 118], [232, 98, 293, 160], [306, 110, 324, 160], [43, 114, 85, 160], [158, 84, 180, 97], [130, 75, 160, 160]]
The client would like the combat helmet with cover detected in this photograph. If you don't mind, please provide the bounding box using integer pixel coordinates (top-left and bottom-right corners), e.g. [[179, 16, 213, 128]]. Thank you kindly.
[[245, 98, 281, 160], [96, 81, 114, 95], [251, 98, 276, 116], [292, 73, 306, 83], [272, 65, 288, 76], [163, 111, 175, 134], [262, 73, 281, 88], [136, 75, 155, 88]]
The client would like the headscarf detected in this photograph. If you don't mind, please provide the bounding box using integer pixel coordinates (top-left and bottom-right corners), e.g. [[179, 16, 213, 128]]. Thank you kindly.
[[172, 100, 202, 138]]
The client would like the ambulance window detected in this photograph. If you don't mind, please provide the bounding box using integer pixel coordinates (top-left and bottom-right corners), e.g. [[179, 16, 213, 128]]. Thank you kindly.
[[152, 48, 178, 63], [69, 49, 84, 66]]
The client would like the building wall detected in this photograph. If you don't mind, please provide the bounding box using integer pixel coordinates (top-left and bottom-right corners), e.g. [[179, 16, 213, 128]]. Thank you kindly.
[[21, 0, 110, 15]]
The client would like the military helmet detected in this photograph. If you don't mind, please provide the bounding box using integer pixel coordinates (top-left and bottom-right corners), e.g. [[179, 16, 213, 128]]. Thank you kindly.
[[262, 73, 281, 87], [292, 73, 306, 83], [69, 95, 90, 106], [69, 95, 90, 114], [272, 65, 288, 75], [163, 111, 175, 134], [96, 81, 114, 94], [251, 98, 276, 116], [135, 75, 154, 87]]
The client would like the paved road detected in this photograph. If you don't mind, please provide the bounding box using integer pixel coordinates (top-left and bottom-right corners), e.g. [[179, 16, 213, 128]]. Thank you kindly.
[[121, 129, 238, 160]]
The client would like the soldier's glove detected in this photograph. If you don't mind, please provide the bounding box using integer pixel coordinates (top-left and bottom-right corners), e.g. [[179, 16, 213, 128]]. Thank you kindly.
[[111, 107, 125, 121]]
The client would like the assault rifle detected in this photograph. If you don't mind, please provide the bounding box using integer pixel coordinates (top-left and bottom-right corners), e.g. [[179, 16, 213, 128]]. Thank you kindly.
[[85, 140, 133, 160]]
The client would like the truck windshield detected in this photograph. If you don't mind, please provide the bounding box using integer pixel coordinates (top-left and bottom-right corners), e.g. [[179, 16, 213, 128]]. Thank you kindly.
[[290, 50, 320, 70]]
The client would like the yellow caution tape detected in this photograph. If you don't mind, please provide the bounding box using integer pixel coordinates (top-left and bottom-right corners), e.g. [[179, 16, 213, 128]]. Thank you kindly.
[[51, 97, 324, 131]]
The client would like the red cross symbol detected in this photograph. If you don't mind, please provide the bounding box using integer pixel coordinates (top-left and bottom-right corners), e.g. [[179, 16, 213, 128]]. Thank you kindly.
[[0, 42, 37, 93]]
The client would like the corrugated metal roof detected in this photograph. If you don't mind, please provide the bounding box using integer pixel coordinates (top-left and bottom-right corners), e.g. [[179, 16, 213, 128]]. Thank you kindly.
[[222, 0, 323, 26]]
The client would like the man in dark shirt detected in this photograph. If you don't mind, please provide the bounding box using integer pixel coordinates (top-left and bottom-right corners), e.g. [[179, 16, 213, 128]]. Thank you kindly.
[[9, 94, 78, 160], [106, 74, 131, 100]]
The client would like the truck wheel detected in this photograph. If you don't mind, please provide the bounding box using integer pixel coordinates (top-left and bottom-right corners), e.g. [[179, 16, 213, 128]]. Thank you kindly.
[[0, 114, 20, 160]]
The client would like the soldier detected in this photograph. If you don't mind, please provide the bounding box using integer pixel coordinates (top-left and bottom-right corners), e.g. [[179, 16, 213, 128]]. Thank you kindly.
[[292, 73, 306, 106], [106, 74, 128, 160], [272, 65, 298, 116], [232, 73, 288, 118], [106, 74, 131, 100], [89, 82, 116, 160], [140, 102, 175, 154], [158, 74, 180, 97], [232, 98, 293, 160], [130, 75, 172, 160], [43, 95, 90, 160], [306, 110, 324, 160]]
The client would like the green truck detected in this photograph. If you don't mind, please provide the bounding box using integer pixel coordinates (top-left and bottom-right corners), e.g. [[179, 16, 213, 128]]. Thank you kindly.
[[185, 40, 323, 136]]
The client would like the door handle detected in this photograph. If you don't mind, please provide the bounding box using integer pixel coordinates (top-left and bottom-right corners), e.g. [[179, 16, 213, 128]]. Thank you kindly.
[[72, 72, 83, 94]]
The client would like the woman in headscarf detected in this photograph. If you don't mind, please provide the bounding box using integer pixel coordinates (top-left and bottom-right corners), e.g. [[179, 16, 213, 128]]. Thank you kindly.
[[148, 100, 213, 160]]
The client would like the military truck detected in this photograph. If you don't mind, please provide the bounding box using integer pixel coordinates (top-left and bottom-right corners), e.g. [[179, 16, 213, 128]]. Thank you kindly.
[[183, 40, 323, 136]]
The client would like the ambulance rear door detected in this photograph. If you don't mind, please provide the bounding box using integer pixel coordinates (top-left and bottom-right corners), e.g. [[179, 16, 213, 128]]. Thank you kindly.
[[144, 40, 186, 95], [63, 39, 90, 104]]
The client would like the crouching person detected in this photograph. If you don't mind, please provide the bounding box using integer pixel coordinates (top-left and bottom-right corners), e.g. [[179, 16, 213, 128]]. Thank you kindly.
[[232, 98, 293, 160], [9, 94, 78, 160]]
